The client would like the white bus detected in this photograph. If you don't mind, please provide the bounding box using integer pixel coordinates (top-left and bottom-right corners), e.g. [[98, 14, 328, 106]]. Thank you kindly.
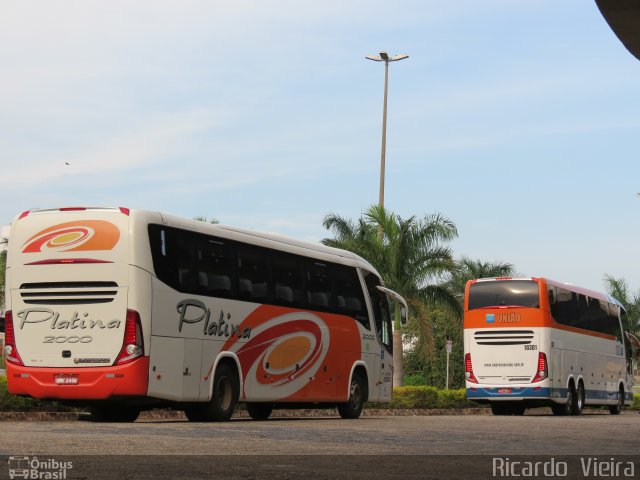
[[4, 207, 406, 422], [464, 277, 636, 415]]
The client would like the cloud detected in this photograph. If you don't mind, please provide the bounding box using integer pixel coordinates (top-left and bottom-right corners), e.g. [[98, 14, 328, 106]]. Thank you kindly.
[[2, 107, 227, 186]]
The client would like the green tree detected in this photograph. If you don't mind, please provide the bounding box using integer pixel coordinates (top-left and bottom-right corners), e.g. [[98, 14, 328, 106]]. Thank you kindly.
[[322, 205, 459, 386], [403, 304, 466, 389], [603, 275, 640, 333], [404, 258, 515, 389]]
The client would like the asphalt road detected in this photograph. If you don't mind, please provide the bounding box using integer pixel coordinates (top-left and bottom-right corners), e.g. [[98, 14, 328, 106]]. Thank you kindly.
[[0, 411, 638, 480]]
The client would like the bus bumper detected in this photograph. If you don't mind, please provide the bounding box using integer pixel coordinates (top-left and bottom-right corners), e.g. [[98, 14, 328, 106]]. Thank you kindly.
[[466, 386, 551, 400], [6, 357, 150, 400]]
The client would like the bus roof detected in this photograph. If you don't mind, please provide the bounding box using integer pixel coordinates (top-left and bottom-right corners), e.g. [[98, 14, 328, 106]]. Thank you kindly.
[[473, 276, 624, 309], [10, 206, 383, 279], [148, 210, 381, 277]]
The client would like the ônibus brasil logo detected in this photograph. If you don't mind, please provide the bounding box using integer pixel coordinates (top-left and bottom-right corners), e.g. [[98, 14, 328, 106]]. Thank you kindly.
[[8, 456, 73, 479]]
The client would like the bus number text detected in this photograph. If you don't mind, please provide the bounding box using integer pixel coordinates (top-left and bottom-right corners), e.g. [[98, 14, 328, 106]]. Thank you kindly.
[[43, 336, 93, 344]]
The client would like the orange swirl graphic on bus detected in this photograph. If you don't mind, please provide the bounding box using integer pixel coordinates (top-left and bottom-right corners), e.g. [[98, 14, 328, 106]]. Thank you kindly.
[[234, 312, 330, 400], [22, 220, 120, 253]]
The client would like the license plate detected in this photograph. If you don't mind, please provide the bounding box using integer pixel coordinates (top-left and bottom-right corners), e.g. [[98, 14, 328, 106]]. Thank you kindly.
[[54, 375, 79, 385], [498, 388, 512, 394]]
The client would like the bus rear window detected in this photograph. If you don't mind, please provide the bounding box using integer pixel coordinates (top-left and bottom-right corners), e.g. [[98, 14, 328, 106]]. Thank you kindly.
[[468, 280, 540, 310]]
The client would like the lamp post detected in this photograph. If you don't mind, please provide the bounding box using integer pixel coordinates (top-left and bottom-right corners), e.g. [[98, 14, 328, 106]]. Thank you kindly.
[[365, 51, 409, 214], [366, 51, 408, 387]]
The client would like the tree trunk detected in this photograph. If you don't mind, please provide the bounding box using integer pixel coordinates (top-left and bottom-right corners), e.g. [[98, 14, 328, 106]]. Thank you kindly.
[[392, 330, 403, 387]]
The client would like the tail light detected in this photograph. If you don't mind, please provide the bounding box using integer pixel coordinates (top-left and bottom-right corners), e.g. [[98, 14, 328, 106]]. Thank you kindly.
[[465, 353, 478, 384], [26, 259, 113, 265], [531, 352, 548, 383], [3, 311, 24, 366], [114, 309, 144, 365]]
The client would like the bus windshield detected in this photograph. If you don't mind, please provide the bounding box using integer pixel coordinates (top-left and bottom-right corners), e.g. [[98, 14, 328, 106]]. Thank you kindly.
[[468, 280, 539, 310]]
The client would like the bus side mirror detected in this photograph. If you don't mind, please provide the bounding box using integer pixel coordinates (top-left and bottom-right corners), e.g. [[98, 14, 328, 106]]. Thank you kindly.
[[376, 286, 408, 325], [626, 332, 640, 358], [399, 304, 408, 325]]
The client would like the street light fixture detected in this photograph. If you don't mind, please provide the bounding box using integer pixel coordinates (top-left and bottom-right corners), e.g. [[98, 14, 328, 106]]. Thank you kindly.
[[365, 51, 409, 214]]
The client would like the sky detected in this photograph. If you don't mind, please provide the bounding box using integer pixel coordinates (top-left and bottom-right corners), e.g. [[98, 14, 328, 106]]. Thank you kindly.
[[1, 1, 639, 293]]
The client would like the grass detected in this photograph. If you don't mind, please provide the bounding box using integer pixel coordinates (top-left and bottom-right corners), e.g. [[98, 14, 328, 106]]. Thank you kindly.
[[0, 376, 76, 412]]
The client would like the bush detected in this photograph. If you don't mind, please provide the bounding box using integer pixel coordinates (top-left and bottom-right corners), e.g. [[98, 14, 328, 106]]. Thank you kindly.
[[633, 394, 640, 411], [403, 373, 428, 386], [368, 386, 481, 409], [390, 386, 439, 409], [436, 389, 477, 409]]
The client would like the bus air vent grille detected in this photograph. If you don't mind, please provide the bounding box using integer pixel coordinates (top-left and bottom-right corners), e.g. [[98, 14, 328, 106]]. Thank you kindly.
[[474, 329, 534, 345], [19, 282, 119, 305]]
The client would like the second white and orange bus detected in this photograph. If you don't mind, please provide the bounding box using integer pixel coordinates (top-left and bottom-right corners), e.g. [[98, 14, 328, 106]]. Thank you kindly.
[[3, 207, 407, 422], [464, 277, 635, 415]]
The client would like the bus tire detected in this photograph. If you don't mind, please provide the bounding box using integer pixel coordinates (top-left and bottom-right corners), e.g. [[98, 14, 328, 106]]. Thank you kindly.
[[609, 386, 624, 415], [90, 405, 140, 423], [246, 403, 273, 421], [559, 383, 576, 416], [572, 382, 584, 415], [185, 363, 239, 422], [338, 372, 367, 419]]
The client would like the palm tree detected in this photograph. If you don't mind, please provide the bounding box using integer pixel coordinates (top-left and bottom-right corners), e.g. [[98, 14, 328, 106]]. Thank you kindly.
[[448, 257, 516, 300], [322, 205, 459, 386], [603, 275, 640, 333]]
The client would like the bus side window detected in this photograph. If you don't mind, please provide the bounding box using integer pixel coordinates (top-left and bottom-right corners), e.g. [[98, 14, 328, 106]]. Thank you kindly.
[[196, 235, 235, 298], [553, 288, 578, 327], [149, 225, 196, 293], [271, 253, 304, 307], [334, 265, 369, 329], [306, 261, 332, 310], [237, 246, 269, 302]]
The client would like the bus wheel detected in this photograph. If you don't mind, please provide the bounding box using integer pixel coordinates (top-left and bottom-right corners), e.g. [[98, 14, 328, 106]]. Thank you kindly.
[[338, 372, 367, 419], [185, 363, 239, 422], [90, 405, 140, 423], [558, 383, 576, 416], [609, 387, 624, 415], [246, 403, 273, 421], [572, 382, 584, 415]]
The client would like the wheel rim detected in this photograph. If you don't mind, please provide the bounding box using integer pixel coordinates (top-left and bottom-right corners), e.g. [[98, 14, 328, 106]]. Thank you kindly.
[[577, 386, 584, 410], [350, 380, 362, 407], [217, 377, 232, 411]]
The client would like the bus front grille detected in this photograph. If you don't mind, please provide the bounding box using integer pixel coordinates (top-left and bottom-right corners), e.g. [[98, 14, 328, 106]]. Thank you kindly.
[[19, 281, 118, 305], [474, 329, 534, 346]]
